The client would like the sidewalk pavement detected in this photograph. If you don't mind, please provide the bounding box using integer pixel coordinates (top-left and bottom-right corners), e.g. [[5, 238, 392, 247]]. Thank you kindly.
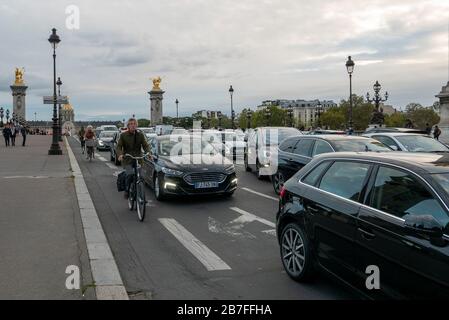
[[0, 135, 95, 299]]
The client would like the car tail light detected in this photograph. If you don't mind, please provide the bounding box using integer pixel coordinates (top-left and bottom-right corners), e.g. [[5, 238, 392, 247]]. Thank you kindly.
[[279, 186, 286, 199]]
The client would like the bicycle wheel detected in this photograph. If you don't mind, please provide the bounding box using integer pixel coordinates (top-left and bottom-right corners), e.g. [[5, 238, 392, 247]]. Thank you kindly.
[[128, 181, 136, 211], [136, 181, 146, 222]]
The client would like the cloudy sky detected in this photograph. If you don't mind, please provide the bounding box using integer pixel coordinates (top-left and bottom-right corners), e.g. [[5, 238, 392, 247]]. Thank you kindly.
[[0, 0, 448, 121]]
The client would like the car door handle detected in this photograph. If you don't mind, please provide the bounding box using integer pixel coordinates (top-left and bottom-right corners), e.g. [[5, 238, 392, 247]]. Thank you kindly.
[[358, 228, 376, 240]]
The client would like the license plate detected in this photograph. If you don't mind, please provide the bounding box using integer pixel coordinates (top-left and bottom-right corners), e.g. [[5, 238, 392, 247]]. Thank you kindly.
[[195, 181, 219, 189]]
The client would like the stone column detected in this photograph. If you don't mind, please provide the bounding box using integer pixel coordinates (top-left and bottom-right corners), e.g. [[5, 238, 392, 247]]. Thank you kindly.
[[10, 84, 28, 121], [149, 89, 164, 126], [436, 82, 449, 143]]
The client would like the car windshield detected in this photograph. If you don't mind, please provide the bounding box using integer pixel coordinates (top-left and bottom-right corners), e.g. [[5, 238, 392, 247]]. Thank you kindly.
[[103, 127, 117, 131], [263, 128, 300, 145], [140, 128, 155, 134], [333, 139, 392, 152], [100, 132, 115, 138], [158, 138, 218, 156], [395, 135, 449, 152]]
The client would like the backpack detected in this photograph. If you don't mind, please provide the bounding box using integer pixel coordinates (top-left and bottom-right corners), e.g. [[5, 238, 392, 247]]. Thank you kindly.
[[116, 171, 127, 192]]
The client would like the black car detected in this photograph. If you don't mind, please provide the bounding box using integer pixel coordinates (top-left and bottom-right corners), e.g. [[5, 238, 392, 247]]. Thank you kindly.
[[271, 135, 391, 194], [277, 152, 449, 299], [109, 131, 122, 165], [141, 135, 237, 201]]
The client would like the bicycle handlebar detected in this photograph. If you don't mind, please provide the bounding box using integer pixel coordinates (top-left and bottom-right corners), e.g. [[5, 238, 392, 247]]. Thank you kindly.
[[124, 153, 150, 160]]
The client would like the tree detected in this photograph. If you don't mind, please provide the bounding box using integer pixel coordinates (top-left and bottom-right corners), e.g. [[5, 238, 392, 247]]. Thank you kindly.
[[384, 112, 406, 127], [406, 105, 440, 129], [319, 107, 346, 130], [137, 118, 151, 127], [339, 95, 375, 130]]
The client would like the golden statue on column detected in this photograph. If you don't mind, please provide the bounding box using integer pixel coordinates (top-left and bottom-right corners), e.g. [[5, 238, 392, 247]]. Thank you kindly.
[[14, 67, 25, 85]]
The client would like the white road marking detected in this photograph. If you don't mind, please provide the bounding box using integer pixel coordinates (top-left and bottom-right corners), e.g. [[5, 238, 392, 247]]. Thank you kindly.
[[230, 207, 276, 229], [262, 229, 277, 237], [96, 154, 108, 162], [208, 217, 256, 239], [241, 187, 278, 202], [159, 218, 231, 271], [73, 136, 80, 144]]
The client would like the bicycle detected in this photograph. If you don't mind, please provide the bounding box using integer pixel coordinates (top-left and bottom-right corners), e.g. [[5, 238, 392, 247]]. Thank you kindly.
[[85, 138, 96, 161], [125, 153, 150, 222]]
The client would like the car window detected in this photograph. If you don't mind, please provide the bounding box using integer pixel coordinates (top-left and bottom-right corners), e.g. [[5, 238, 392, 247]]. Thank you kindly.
[[370, 166, 449, 226], [279, 137, 299, 152], [293, 139, 314, 157], [302, 161, 331, 186], [312, 140, 334, 156], [373, 136, 400, 150], [319, 161, 371, 201], [332, 139, 391, 152], [395, 135, 449, 152]]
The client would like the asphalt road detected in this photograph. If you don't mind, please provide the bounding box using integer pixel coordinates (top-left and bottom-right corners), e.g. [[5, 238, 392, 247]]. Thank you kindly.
[[69, 137, 357, 300]]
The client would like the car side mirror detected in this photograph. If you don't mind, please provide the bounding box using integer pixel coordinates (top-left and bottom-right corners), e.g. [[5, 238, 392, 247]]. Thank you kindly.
[[404, 214, 444, 240], [389, 145, 399, 151]]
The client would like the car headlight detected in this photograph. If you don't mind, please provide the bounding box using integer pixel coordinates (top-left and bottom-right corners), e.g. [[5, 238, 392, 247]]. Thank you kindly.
[[224, 165, 235, 174], [99, 140, 104, 145], [161, 167, 184, 176]]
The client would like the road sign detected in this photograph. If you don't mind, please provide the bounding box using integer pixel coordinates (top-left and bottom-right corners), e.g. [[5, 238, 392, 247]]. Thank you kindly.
[[43, 96, 69, 105]]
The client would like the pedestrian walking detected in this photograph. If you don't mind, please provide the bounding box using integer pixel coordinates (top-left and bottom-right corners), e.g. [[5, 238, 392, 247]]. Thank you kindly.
[[434, 125, 442, 141], [10, 124, 17, 147], [21, 125, 27, 146], [2, 124, 11, 147], [78, 126, 86, 154]]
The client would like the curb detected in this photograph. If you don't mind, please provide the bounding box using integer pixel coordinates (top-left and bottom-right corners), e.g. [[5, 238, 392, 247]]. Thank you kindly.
[[64, 136, 129, 300]]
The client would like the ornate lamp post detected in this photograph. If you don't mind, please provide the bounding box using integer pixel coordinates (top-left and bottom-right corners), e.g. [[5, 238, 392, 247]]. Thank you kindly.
[[287, 105, 294, 127], [6, 109, 10, 124], [265, 107, 271, 126], [175, 98, 179, 124], [366, 80, 388, 126], [56, 77, 63, 141], [48, 28, 62, 155], [217, 111, 223, 129], [229, 85, 235, 129], [346, 56, 355, 130], [0, 107, 4, 127], [246, 109, 253, 129], [315, 101, 324, 128]]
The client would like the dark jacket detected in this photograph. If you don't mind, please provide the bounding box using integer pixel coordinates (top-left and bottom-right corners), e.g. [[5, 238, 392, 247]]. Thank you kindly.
[[116, 130, 150, 167], [2, 127, 11, 138]]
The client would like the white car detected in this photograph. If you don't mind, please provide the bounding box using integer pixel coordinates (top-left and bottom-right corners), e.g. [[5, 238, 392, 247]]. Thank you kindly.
[[364, 132, 449, 153]]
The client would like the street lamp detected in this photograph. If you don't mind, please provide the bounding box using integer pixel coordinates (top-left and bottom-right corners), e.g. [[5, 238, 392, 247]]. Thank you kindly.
[[175, 99, 179, 123], [34, 112, 37, 123], [229, 85, 235, 129], [366, 80, 388, 126], [315, 101, 324, 128], [217, 111, 223, 129], [246, 109, 253, 129], [6, 109, 10, 124], [0, 107, 4, 127], [346, 56, 355, 130], [287, 105, 294, 127], [56, 77, 63, 141], [265, 107, 271, 126], [48, 28, 62, 155]]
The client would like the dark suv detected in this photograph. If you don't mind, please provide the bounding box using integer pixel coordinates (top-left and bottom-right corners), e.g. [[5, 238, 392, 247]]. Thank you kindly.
[[277, 152, 449, 299], [271, 135, 391, 194]]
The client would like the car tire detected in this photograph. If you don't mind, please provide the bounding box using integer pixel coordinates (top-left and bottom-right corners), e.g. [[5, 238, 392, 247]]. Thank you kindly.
[[280, 223, 315, 282], [110, 152, 114, 162], [272, 171, 285, 195], [154, 174, 165, 201]]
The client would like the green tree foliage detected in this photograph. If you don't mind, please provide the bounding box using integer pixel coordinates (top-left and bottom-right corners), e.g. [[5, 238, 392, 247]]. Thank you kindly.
[[405, 103, 440, 129], [384, 112, 406, 127]]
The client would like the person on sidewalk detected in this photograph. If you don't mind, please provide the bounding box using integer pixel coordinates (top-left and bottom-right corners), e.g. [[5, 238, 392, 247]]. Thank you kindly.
[[10, 124, 17, 147], [425, 123, 432, 135], [3, 124, 11, 147], [21, 125, 27, 147], [117, 118, 151, 199], [434, 125, 442, 141]]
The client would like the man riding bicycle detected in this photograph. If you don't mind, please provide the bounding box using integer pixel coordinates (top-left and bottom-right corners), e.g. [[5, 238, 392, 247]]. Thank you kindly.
[[84, 126, 96, 160], [117, 118, 151, 199]]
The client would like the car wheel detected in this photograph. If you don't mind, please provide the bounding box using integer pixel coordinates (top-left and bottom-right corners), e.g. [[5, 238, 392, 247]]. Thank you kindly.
[[154, 175, 165, 201], [280, 223, 315, 282], [110, 152, 114, 162], [272, 171, 285, 195]]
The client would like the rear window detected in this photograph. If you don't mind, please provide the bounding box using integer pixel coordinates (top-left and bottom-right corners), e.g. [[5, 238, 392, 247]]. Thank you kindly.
[[333, 139, 391, 152]]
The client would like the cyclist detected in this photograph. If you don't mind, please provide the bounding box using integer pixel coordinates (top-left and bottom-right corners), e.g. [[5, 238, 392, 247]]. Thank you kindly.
[[117, 118, 151, 199], [84, 125, 96, 160], [78, 126, 86, 154]]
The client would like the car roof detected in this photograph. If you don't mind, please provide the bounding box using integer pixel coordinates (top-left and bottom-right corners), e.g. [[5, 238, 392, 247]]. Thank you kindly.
[[314, 152, 449, 174], [365, 132, 428, 137], [287, 134, 373, 141]]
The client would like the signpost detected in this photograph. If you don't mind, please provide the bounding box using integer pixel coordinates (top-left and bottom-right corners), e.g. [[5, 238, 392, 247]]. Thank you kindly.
[[43, 95, 68, 105]]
